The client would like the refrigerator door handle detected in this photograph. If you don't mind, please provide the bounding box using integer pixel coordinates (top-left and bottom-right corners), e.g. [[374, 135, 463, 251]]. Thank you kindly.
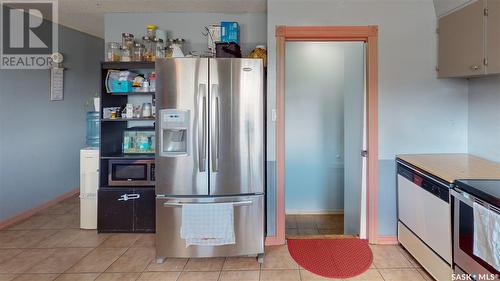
[[197, 84, 207, 172], [163, 200, 253, 207], [211, 84, 220, 172]]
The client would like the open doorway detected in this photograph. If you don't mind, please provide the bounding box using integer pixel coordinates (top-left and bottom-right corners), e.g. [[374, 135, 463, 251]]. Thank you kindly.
[[266, 25, 378, 246], [284, 41, 366, 238]]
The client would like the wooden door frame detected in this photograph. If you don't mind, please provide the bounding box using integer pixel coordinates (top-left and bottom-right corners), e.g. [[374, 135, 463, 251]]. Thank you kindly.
[[266, 26, 379, 245]]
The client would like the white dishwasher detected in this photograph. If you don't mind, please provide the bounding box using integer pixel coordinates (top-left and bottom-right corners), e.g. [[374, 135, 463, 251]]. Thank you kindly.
[[396, 160, 454, 281]]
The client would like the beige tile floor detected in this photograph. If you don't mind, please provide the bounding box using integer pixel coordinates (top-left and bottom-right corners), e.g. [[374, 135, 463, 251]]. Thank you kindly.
[[0, 196, 435, 281], [285, 215, 344, 237]]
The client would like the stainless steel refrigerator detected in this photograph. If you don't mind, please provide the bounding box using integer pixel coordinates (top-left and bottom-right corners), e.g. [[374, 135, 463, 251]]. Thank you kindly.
[[155, 58, 265, 262]]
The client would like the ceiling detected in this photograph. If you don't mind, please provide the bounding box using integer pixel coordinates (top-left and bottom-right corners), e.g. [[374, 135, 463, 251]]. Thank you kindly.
[[433, 0, 473, 17], [41, 0, 472, 39], [57, 0, 267, 38]]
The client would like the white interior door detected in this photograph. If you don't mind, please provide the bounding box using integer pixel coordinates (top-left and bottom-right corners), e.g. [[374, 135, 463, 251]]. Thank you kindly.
[[343, 43, 366, 235]]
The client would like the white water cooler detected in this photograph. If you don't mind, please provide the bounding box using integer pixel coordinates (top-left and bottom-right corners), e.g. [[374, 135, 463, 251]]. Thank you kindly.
[[80, 148, 99, 229]]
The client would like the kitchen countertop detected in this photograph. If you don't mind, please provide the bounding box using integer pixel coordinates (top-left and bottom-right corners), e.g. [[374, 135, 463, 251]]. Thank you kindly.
[[396, 153, 500, 183]]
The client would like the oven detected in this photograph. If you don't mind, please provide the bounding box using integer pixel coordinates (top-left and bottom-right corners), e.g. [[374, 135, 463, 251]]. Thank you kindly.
[[451, 188, 500, 278], [108, 159, 155, 186]]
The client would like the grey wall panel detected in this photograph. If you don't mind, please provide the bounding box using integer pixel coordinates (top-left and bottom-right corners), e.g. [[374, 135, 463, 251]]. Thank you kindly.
[[468, 76, 500, 163], [0, 25, 103, 221], [104, 12, 267, 55], [266, 161, 276, 236], [378, 160, 398, 236]]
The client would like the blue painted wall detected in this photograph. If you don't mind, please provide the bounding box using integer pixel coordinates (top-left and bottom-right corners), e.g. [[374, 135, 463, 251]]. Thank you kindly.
[[266, 161, 276, 236], [0, 25, 103, 221]]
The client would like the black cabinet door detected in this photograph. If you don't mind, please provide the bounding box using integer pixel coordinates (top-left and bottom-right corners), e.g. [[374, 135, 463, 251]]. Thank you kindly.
[[133, 187, 155, 232], [98, 187, 134, 232]]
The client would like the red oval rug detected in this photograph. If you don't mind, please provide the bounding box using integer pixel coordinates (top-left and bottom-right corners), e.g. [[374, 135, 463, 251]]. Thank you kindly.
[[287, 238, 373, 279]]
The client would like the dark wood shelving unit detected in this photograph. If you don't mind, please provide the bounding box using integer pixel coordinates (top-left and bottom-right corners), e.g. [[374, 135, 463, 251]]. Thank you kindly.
[[105, 92, 155, 96], [102, 61, 155, 70], [101, 154, 155, 160], [98, 61, 156, 233], [101, 118, 155, 122]]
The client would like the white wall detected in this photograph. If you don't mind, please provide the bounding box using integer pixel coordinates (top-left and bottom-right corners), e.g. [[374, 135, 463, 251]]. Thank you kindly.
[[267, 0, 469, 235], [468, 76, 500, 162], [284, 42, 346, 214], [105, 12, 267, 55]]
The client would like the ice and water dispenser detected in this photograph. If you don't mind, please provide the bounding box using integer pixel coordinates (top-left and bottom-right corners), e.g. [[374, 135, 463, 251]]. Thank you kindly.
[[159, 109, 190, 157]]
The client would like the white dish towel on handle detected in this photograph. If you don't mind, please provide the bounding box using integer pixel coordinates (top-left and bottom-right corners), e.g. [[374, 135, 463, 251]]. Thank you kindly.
[[180, 202, 235, 247], [473, 202, 500, 271]]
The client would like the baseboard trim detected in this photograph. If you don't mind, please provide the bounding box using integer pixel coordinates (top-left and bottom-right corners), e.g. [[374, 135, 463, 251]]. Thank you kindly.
[[0, 188, 80, 230], [285, 210, 344, 215], [265, 235, 286, 246], [375, 235, 399, 245]]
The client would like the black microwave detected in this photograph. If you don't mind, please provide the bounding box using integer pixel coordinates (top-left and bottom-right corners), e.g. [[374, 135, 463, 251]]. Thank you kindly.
[[108, 159, 155, 186]]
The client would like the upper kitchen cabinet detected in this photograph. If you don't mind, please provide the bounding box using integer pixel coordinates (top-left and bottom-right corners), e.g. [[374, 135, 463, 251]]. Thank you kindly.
[[486, 0, 500, 73], [438, 0, 500, 78], [437, 0, 486, 78]]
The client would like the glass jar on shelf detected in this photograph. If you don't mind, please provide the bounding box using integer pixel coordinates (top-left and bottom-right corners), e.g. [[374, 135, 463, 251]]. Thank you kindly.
[[106, 42, 121, 62], [133, 43, 145, 61], [154, 38, 164, 59], [170, 38, 186, 57], [146, 24, 157, 39], [142, 36, 154, 62], [121, 33, 134, 51], [120, 47, 132, 62], [164, 45, 173, 58]]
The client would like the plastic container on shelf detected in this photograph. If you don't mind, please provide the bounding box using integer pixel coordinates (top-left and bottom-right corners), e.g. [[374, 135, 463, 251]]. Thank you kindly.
[[86, 111, 100, 148], [146, 24, 157, 39], [110, 80, 133, 92]]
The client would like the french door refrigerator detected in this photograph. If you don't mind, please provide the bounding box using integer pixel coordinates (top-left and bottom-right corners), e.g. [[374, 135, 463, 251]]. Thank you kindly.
[[155, 58, 265, 261]]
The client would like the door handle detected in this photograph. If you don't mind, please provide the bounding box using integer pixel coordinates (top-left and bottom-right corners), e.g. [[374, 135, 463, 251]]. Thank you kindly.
[[211, 84, 220, 172], [163, 200, 253, 207], [470, 65, 480, 71], [361, 150, 368, 157], [118, 194, 140, 201], [198, 84, 207, 172]]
